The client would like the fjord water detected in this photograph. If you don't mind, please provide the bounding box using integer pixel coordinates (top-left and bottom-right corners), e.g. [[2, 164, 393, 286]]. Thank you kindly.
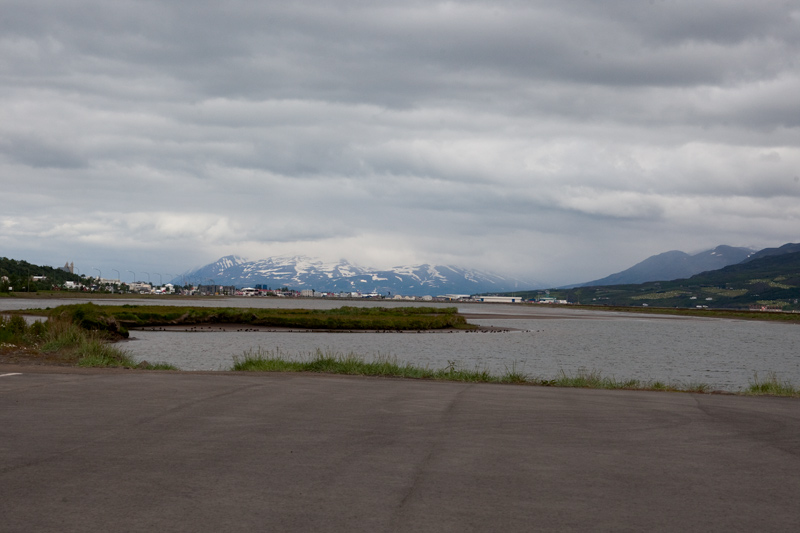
[[3, 297, 798, 391]]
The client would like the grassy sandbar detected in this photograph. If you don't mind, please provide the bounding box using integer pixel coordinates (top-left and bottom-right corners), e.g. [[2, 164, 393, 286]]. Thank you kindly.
[[29, 303, 475, 332]]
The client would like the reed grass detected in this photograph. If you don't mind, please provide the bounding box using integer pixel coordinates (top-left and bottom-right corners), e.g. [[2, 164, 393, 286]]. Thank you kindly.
[[1, 314, 176, 370], [231, 350, 726, 393], [747, 373, 800, 397]]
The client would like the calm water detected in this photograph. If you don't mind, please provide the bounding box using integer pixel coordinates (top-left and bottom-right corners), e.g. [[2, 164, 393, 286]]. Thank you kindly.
[[3, 297, 799, 390]]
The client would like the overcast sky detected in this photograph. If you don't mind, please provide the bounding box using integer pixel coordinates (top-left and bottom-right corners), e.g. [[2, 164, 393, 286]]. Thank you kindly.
[[2, 1, 799, 286]]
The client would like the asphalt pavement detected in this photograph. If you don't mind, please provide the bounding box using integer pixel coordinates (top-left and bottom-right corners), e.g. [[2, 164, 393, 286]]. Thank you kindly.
[[1, 366, 799, 532]]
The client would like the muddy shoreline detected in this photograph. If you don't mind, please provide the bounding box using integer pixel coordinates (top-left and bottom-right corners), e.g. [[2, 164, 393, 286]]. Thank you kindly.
[[131, 323, 520, 333]]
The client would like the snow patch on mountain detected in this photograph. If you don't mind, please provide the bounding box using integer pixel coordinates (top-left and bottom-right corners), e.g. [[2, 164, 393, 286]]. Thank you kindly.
[[174, 256, 544, 295]]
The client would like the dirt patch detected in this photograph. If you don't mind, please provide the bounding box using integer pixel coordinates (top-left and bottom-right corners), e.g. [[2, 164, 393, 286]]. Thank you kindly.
[[0, 345, 76, 366]]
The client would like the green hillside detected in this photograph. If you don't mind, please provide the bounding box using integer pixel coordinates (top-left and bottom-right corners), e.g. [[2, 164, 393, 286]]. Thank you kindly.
[[1, 257, 83, 293], [514, 251, 800, 311]]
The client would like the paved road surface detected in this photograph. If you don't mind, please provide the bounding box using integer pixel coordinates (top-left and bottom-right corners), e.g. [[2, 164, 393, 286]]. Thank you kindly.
[[2, 367, 799, 532]]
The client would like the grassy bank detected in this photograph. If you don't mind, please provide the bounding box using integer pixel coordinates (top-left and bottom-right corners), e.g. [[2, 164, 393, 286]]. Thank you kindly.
[[33, 303, 474, 331], [233, 349, 765, 394], [0, 313, 175, 369]]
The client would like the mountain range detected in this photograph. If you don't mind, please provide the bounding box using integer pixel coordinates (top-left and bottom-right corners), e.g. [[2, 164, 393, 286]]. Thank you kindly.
[[571, 245, 756, 287], [172, 255, 542, 296], [551, 247, 800, 310], [174, 242, 799, 298]]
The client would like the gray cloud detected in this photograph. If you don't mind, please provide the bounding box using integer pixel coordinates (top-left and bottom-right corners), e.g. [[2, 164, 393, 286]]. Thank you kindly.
[[2, 1, 799, 286]]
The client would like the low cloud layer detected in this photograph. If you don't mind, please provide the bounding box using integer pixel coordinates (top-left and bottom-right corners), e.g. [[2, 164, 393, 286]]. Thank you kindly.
[[2, 1, 799, 286]]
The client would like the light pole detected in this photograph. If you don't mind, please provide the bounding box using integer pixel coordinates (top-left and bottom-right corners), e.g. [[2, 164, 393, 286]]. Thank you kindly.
[[127, 270, 136, 288], [93, 268, 101, 289], [112, 269, 120, 293], [155, 273, 162, 287]]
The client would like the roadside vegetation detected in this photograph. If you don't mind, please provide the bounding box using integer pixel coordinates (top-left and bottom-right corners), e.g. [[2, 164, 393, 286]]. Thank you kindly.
[[233, 348, 526, 383], [232, 349, 729, 394], [0, 313, 175, 369], [746, 373, 800, 397]]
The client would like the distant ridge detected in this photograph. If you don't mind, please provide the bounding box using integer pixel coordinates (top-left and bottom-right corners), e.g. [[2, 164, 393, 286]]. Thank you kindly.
[[740, 242, 800, 263], [572, 245, 754, 287], [173, 255, 544, 296], [553, 249, 800, 309]]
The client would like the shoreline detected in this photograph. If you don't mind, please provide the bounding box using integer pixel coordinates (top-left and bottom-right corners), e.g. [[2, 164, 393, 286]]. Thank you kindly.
[[0, 361, 794, 399], [3, 292, 800, 324], [130, 323, 519, 333], [2, 347, 797, 398]]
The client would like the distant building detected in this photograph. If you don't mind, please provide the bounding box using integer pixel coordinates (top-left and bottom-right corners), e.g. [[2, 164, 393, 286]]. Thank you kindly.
[[197, 284, 236, 295], [130, 282, 153, 293], [61, 262, 75, 274], [476, 296, 523, 303]]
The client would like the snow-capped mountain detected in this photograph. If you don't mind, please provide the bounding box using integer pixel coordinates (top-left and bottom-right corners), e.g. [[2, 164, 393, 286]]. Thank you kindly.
[[172, 255, 542, 296]]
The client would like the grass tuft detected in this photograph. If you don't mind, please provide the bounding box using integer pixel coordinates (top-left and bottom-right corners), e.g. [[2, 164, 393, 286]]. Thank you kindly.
[[747, 372, 800, 397]]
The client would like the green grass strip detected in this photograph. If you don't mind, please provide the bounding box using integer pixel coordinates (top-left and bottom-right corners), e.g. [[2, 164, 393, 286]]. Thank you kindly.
[[231, 349, 737, 393]]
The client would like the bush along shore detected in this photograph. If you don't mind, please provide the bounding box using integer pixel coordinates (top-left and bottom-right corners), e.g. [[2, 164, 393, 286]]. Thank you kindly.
[[231, 348, 800, 398], [0, 313, 175, 369]]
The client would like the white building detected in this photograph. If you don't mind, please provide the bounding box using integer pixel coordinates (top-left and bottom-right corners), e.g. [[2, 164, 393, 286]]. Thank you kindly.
[[476, 296, 524, 303], [130, 282, 152, 293]]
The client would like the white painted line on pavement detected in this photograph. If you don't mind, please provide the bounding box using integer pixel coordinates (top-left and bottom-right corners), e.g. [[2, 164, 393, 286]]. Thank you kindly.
[[0, 373, 23, 377]]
